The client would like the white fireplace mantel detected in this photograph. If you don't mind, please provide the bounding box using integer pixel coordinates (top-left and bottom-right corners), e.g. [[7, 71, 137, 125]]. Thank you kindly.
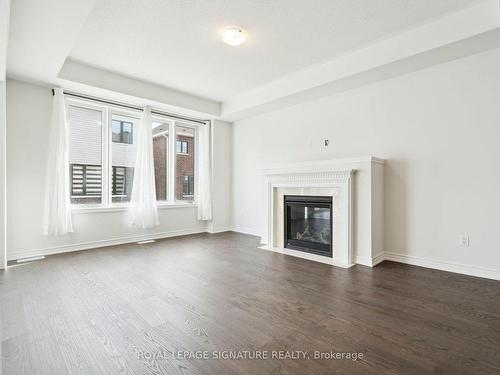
[[259, 157, 384, 268]]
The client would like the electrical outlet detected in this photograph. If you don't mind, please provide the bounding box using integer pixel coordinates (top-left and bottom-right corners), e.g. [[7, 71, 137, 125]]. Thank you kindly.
[[458, 235, 470, 247]]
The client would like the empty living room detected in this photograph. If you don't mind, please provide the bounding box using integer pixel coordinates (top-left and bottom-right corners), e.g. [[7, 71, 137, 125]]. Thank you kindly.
[[2, 0, 500, 374]]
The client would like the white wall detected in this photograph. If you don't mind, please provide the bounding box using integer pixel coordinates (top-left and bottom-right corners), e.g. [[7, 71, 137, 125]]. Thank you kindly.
[[0, 0, 9, 270], [0, 80, 6, 269], [232, 47, 500, 278], [210, 120, 232, 233], [5, 79, 230, 260]]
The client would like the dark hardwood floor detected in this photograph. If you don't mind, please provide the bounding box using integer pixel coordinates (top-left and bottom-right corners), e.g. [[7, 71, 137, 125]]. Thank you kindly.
[[1, 232, 500, 374]]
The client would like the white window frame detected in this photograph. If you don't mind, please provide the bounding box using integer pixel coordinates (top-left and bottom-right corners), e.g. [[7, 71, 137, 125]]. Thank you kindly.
[[152, 115, 199, 207], [151, 116, 174, 205], [67, 97, 201, 213], [66, 99, 107, 209], [108, 110, 141, 208]]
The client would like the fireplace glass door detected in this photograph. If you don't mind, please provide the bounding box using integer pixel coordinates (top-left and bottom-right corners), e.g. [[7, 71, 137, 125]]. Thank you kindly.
[[284, 195, 332, 257]]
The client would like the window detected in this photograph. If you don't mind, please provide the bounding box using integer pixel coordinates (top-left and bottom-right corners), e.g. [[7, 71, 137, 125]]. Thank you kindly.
[[112, 119, 133, 144], [175, 125, 195, 202], [152, 121, 170, 202], [152, 121, 196, 203], [68, 97, 199, 208], [111, 114, 137, 203], [68, 105, 103, 205], [176, 140, 188, 154], [68, 103, 139, 206], [183, 175, 194, 196]]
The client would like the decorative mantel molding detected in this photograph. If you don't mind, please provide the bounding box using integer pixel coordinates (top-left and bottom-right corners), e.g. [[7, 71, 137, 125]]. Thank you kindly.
[[264, 170, 354, 181], [261, 167, 355, 268], [262, 156, 384, 172], [259, 156, 385, 269]]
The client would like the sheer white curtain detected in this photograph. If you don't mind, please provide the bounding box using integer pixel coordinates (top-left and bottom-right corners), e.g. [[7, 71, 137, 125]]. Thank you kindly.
[[43, 88, 74, 235], [129, 106, 159, 228], [197, 121, 212, 220]]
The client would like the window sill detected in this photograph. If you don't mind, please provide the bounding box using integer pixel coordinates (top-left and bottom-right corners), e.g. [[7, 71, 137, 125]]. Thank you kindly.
[[71, 202, 198, 214]]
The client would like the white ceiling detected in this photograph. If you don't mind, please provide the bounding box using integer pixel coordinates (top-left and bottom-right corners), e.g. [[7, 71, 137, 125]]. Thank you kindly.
[[69, 0, 480, 101], [7, 0, 96, 82]]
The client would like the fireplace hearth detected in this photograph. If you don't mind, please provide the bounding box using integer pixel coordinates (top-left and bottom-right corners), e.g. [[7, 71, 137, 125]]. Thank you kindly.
[[284, 195, 332, 257]]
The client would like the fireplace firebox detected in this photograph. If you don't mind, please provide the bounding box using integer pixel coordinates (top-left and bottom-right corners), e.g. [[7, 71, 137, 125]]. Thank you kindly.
[[284, 195, 332, 257]]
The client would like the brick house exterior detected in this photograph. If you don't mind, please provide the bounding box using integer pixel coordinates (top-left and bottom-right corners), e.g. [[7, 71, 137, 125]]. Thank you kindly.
[[152, 129, 195, 202], [153, 135, 168, 200], [175, 133, 195, 201]]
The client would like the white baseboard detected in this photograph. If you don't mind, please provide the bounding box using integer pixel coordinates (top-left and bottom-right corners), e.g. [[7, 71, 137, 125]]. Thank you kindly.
[[207, 226, 232, 234], [355, 253, 385, 267], [384, 252, 500, 281], [7, 228, 207, 261], [371, 253, 386, 266], [230, 226, 264, 238], [354, 255, 372, 266]]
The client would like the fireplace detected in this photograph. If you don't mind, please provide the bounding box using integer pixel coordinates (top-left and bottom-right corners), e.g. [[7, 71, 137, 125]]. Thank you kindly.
[[284, 195, 332, 257]]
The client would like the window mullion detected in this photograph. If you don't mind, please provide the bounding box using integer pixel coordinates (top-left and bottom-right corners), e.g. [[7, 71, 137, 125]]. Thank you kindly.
[[168, 121, 176, 203], [102, 108, 111, 207], [194, 126, 199, 204]]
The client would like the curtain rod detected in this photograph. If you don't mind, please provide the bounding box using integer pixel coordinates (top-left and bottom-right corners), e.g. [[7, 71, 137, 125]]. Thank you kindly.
[[52, 89, 209, 125]]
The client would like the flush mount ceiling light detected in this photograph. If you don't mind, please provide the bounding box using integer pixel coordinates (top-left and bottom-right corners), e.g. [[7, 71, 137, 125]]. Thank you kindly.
[[219, 26, 247, 46]]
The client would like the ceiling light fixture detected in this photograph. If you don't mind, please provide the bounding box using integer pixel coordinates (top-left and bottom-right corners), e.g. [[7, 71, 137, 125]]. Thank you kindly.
[[219, 26, 247, 46]]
